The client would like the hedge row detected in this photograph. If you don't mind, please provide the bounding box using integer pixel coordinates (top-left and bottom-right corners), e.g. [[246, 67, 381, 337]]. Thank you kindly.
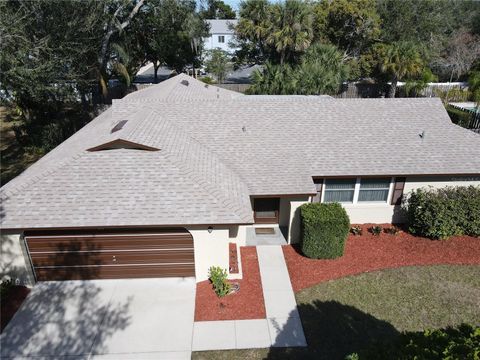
[[403, 185, 480, 239], [299, 203, 350, 259]]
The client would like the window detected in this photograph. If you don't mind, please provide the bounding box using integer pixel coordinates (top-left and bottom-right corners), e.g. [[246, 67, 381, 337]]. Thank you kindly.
[[324, 179, 355, 203], [358, 178, 391, 202], [218, 35, 225, 43]]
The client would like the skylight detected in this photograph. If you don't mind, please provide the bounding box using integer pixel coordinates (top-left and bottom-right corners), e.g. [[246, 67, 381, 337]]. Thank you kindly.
[[111, 120, 128, 133]]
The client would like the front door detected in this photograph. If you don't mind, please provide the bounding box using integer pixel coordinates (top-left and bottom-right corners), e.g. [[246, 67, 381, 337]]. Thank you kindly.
[[253, 198, 280, 224]]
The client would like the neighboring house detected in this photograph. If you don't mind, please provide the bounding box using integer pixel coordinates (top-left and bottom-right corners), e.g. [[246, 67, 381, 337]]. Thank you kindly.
[[1, 74, 480, 286], [204, 19, 238, 53]]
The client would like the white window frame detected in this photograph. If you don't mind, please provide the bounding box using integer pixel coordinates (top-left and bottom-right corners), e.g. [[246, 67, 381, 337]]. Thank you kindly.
[[218, 35, 225, 43], [321, 177, 394, 205]]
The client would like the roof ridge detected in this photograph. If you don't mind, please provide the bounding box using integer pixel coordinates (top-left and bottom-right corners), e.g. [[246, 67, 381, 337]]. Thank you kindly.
[[145, 110, 252, 222]]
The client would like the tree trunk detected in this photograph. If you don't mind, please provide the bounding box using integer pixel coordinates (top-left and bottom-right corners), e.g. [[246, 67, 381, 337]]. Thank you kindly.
[[153, 62, 159, 84], [98, 0, 145, 73], [388, 78, 398, 98]]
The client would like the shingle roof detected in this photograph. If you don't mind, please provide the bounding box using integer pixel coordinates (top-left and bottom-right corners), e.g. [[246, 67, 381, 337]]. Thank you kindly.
[[2, 74, 480, 230]]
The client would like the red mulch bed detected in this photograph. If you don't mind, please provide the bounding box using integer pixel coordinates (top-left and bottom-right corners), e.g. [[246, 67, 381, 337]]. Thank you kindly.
[[284, 223, 480, 293], [1, 286, 31, 332], [195, 246, 266, 321]]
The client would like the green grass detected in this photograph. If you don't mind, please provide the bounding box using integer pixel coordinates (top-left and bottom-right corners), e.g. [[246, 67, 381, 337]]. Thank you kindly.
[[192, 265, 480, 360], [0, 106, 44, 185]]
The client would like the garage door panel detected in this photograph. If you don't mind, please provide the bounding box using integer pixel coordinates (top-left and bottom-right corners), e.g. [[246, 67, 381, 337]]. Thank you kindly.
[[26, 235, 193, 252], [34, 264, 196, 281], [25, 229, 195, 280], [29, 250, 195, 267]]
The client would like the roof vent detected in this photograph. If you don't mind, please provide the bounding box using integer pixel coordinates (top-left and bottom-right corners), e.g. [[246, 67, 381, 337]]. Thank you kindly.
[[242, 126, 246, 132], [181, 80, 189, 86], [419, 130, 426, 139], [111, 120, 128, 133]]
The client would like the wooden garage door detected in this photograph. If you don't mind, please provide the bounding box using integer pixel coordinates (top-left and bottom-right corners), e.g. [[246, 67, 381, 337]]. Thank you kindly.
[[25, 229, 195, 281]]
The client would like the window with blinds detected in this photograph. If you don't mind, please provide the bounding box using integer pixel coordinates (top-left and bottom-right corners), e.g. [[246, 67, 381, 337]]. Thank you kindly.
[[358, 178, 390, 202], [324, 179, 356, 203]]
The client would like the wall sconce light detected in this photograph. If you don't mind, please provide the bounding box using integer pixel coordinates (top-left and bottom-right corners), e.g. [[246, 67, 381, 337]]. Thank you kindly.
[[207, 226, 213, 233]]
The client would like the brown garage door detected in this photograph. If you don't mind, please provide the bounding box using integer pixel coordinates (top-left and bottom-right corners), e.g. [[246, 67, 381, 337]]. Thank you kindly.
[[25, 228, 195, 281]]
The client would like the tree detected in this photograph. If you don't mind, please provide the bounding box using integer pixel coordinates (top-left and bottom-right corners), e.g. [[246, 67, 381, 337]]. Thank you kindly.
[[205, 49, 231, 83], [248, 43, 349, 95], [235, 0, 313, 65], [468, 71, 480, 107], [137, 0, 208, 82], [404, 68, 438, 97], [200, 0, 236, 19], [378, 42, 424, 98], [266, 0, 313, 65], [0, 0, 105, 148], [248, 62, 297, 95], [436, 29, 480, 82], [296, 43, 350, 95], [0, 0, 146, 150], [313, 0, 381, 57], [234, 0, 271, 64]]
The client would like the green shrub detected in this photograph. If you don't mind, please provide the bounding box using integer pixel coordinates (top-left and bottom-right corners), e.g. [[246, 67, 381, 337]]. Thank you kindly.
[[446, 105, 476, 129], [356, 324, 480, 360], [300, 203, 350, 259], [369, 225, 382, 236], [351, 225, 362, 236], [208, 266, 231, 297], [403, 186, 480, 239], [384, 227, 400, 235]]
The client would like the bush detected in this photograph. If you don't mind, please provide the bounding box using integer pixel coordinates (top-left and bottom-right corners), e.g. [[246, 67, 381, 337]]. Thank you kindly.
[[403, 186, 480, 239], [351, 225, 362, 236], [300, 203, 350, 259], [384, 227, 400, 235], [208, 266, 231, 297], [446, 105, 476, 129], [356, 324, 480, 360], [369, 225, 382, 236]]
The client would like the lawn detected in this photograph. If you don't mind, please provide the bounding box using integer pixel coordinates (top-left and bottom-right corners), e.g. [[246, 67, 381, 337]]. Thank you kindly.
[[192, 265, 480, 360], [0, 106, 44, 185]]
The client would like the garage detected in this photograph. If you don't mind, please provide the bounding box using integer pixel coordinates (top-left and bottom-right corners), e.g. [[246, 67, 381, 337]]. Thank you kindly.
[[24, 228, 195, 281]]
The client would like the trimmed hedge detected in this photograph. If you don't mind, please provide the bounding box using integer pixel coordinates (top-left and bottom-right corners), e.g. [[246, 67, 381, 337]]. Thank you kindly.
[[403, 185, 480, 239], [299, 203, 350, 259]]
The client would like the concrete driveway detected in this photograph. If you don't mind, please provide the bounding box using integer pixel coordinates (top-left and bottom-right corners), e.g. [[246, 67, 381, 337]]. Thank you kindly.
[[0, 278, 196, 359]]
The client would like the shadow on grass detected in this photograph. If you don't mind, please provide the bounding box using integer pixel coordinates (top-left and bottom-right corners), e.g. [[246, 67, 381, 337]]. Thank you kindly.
[[267, 300, 399, 360]]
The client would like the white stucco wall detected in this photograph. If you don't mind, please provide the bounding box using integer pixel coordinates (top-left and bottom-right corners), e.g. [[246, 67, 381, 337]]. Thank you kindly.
[[287, 196, 311, 244], [0, 232, 35, 286], [204, 34, 236, 53], [188, 225, 247, 283], [342, 175, 480, 224]]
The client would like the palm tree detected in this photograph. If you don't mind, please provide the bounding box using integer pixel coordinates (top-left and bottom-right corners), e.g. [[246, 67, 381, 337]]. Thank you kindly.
[[236, 0, 271, 60], [297, 43, 349, 95], [266, 0, 313, 65], [380, 41, 424, 98]]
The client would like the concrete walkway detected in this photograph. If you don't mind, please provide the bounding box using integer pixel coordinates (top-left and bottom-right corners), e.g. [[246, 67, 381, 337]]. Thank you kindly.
[[192, 245, 306, 351]]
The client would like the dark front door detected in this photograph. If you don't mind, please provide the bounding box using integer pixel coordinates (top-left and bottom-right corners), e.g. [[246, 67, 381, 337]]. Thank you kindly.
[[253, 198, 280, 224]]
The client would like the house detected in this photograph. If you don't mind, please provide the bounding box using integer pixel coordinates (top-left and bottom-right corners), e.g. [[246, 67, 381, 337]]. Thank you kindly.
[[204, 19, 238, 53], [1, 74, 480, 286]]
